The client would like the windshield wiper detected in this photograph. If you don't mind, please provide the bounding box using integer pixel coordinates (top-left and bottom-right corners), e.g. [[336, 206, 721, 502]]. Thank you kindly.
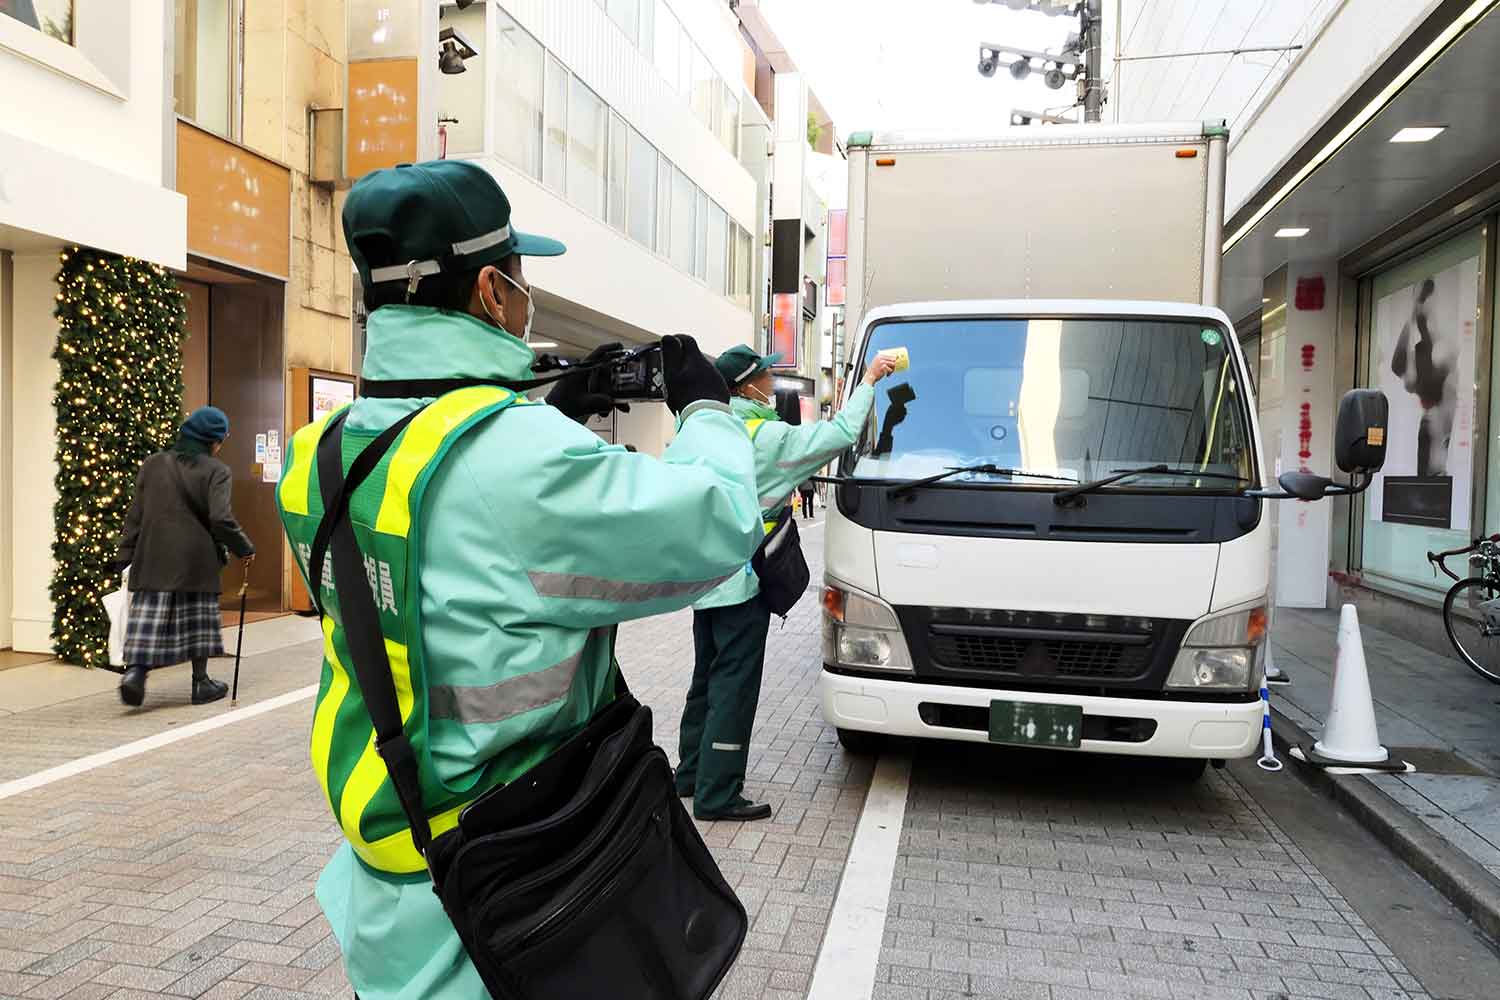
[[888, 464, 1077, 500], [1053, 465, 1254, 506]]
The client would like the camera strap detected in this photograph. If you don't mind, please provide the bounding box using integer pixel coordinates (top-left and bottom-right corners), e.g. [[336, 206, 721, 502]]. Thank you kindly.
[[360, 345, 662, 400]]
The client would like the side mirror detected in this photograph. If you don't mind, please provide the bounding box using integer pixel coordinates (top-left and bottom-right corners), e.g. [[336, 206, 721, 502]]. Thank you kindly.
[[1335, 389, 1388, 475], [1278, 471, 1332, 501]]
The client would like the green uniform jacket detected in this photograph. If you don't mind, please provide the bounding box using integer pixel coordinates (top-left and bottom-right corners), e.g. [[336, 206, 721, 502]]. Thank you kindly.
[[297, 307, 761, 999], [693, 383, 876, 611]]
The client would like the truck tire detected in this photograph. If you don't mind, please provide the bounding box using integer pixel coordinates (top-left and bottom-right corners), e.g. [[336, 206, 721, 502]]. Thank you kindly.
[[1154, 757, 1207, 782], [836, 727, 884, 756]]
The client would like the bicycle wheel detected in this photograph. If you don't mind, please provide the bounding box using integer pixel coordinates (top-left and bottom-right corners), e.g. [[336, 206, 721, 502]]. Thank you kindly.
[[1443, 578, 1500, 684]]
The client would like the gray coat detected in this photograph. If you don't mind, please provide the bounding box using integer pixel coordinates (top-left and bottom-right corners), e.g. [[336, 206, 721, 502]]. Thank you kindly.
[[117, 451, 255, 594]]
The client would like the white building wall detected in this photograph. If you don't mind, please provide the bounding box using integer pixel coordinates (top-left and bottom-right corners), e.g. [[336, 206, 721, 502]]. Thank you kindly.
[[0, 1, 184, 652]]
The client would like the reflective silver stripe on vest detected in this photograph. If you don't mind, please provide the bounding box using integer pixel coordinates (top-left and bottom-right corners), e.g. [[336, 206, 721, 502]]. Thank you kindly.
[[428, 631, 596, 725], [528, 570, 732, 603]]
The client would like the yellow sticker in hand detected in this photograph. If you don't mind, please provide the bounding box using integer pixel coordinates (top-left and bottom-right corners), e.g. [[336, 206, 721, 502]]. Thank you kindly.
[[886, 347, 910, 372]]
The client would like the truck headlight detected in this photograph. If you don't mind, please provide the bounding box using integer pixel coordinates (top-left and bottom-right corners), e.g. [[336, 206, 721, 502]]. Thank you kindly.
[[1166, 604, 1266, 691], [822, 581, 913, 673]]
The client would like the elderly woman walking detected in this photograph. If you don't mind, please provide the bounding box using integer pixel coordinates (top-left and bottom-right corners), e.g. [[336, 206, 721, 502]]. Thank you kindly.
[[115, 406, 255, 707]]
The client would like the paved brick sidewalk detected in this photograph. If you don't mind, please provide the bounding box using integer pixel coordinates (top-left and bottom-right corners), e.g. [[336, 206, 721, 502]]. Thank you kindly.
[[0, 523, 870, 1000], [873, 743, 1431, 1000]]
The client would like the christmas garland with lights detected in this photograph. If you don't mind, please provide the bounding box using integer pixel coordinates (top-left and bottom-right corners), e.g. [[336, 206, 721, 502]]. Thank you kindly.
[[51, 248, 186, 668]]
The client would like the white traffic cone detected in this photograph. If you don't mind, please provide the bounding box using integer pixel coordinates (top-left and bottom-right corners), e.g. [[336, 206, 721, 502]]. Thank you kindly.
[[1297, 604, 1406, 771]]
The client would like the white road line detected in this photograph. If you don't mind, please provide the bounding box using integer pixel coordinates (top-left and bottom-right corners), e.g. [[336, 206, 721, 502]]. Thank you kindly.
[[0, 684, 318, 802], [806, 752, 912, 1000]]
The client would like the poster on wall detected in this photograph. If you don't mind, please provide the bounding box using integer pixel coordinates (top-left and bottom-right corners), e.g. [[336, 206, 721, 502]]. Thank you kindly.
[[311, 377, 356, 422], [1369, 255, 1479, 531]]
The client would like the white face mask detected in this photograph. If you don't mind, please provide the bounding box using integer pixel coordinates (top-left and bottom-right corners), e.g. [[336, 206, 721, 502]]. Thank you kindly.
[[744, 384, 774, 407], [484, 268, 536, 342]]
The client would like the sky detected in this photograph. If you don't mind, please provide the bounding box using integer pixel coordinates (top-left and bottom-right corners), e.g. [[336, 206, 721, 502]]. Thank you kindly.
[[756, 0, 1114, 139]]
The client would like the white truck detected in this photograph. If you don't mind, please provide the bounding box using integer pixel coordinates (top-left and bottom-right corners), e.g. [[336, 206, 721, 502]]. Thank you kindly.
[[819, 122, 1387, 776]]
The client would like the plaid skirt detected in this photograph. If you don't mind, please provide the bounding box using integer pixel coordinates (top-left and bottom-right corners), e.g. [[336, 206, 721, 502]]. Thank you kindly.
[[123, 591, 224, 667]]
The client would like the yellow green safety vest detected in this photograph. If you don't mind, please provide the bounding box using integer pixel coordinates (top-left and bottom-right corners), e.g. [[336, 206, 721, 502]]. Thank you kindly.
[[277, 386, 522, 877], [744, 417, 784, 535]]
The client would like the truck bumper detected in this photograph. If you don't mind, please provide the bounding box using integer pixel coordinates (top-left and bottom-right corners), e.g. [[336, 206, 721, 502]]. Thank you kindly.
[[819, 669, 1261, 759]]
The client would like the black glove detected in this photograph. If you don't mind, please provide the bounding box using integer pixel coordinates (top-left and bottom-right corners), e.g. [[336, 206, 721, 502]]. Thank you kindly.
[[545, 342, 623, 423], [660, 335, 729, 415]]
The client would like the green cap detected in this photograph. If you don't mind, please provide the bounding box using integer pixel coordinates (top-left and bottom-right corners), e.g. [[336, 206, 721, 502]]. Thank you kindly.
[[714, 344, 783, 386], [342, 160, 565, 292]]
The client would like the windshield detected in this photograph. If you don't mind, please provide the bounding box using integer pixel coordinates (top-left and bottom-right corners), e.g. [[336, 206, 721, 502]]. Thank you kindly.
[[852, 317, 1256, 490]]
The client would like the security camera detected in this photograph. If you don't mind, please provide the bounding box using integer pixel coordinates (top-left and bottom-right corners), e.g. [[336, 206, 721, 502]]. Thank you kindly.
[[1010, 58, 1031, 81], [1044, 66, 1066, 89], [978, 56, 998, 77]]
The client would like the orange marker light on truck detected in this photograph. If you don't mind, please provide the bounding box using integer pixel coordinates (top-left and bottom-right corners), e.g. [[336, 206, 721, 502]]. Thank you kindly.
[[823, 586, 846, 622], [1175, 148, 1199, 159], [875, 157, 897, 167]]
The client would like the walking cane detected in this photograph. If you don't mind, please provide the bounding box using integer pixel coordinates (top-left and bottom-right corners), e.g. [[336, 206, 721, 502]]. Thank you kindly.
[[230, 564, 249, 704]]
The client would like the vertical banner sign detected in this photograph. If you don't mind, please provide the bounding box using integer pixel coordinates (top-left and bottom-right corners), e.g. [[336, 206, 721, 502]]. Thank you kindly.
[[1276, 265, 1337, 608], [1370, 256, 1478, 530], [771, 293, 799, 367]]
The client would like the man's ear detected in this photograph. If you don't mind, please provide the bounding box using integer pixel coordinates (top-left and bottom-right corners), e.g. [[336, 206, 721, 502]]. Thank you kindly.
[[472, 264, 504, 326]]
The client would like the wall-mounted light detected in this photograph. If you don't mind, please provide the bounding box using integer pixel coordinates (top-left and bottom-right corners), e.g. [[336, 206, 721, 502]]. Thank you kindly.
[[1273, 227, 1310, 239], [439, 26, 479, 75]]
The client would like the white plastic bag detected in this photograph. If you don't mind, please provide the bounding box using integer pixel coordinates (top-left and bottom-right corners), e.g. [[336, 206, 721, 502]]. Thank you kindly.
[[105, 570, 131, 667]]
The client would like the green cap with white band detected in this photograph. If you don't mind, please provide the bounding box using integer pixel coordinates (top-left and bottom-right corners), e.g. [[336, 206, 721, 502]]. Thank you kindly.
[[713, 344, 784, 387], [343, 160, 566, 295]]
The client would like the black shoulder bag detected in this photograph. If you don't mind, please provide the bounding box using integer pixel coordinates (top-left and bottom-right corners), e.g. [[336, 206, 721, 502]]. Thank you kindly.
[[309, 407, 746, 1000], [751, 505, 810, 618]]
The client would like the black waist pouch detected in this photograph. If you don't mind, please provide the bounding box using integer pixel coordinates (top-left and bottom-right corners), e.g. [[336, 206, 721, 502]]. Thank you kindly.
[[751, 506, 811, 617], [310, 410, 747, 1000], [426, 692, 746, 999]]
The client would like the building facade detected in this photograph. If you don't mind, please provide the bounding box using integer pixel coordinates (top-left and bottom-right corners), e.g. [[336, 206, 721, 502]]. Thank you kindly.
[[348, 0, 759, 455], [1, 0, 187, 654], [1116, 0, 1500, 650]]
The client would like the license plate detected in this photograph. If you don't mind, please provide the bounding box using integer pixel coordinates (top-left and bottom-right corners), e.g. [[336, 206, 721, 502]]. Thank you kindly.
[[988, 701, 1083, 748]]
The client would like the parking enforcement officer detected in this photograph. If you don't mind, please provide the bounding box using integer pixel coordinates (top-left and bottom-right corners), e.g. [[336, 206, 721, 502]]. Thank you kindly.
[[276, 160, 761, 1000], [676, 344, 896, 821]]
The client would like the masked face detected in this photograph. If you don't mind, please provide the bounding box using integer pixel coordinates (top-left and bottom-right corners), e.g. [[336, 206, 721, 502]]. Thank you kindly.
[[483, 267, 536, 342]]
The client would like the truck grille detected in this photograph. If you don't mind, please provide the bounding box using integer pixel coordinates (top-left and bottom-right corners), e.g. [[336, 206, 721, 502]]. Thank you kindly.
[[928, 631, 1154, 680]]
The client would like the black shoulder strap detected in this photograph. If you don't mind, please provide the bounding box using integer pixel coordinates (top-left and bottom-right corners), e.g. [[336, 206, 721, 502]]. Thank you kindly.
[[314, 408, 435, 863]]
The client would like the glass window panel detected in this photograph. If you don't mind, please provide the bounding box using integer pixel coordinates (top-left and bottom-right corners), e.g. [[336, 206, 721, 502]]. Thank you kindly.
[[1363, 226, 1487, 591], [694, 188, 709, 280], [670, 167, 695, 273], [174, 0, 233, 136], [4, 0, 72, 42], [706, 203, 728, 296], [607, 0, 639, 46], [543, 56, 568, 193], [691, 46, 714, 125], [655, 157, 672, 256], [628, 127, 658, 248], [638, 0, 654, 61], [719, 87, 740, 154], [608, 113, 628, 231], [493, 9, 545, 178], [732, 225, 753, 309], [568, 77, 609, 219], [654, 8, 679, 93]]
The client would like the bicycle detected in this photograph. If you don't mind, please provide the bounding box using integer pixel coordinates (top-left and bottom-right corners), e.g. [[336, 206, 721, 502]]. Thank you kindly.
[[1428, 534, 1500, 684]]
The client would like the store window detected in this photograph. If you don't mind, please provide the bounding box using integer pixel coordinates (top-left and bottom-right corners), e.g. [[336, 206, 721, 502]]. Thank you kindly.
[[543, 56, 568, 193], [175, 0, 238, 137], [2, 0, 71, 43], [494, 10, 545, 179], [627, 126, 657, 249], [1360, 225, 1487, 592]]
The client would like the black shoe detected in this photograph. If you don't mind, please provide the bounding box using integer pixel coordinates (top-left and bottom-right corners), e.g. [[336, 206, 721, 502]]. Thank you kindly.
[[119, 667, 147, 707], [192, 677, 229, 705], [694, 801, 772, 822]]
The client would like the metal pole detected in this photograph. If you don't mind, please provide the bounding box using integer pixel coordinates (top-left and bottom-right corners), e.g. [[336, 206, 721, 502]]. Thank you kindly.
[[1116, 44, 1303, 63], [1083, 0, 1104, 122], [1113, 0, 1122, 123]]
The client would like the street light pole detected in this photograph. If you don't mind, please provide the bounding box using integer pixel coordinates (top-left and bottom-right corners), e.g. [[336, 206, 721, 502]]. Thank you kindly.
[[1083, 0, 1104, 122]]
